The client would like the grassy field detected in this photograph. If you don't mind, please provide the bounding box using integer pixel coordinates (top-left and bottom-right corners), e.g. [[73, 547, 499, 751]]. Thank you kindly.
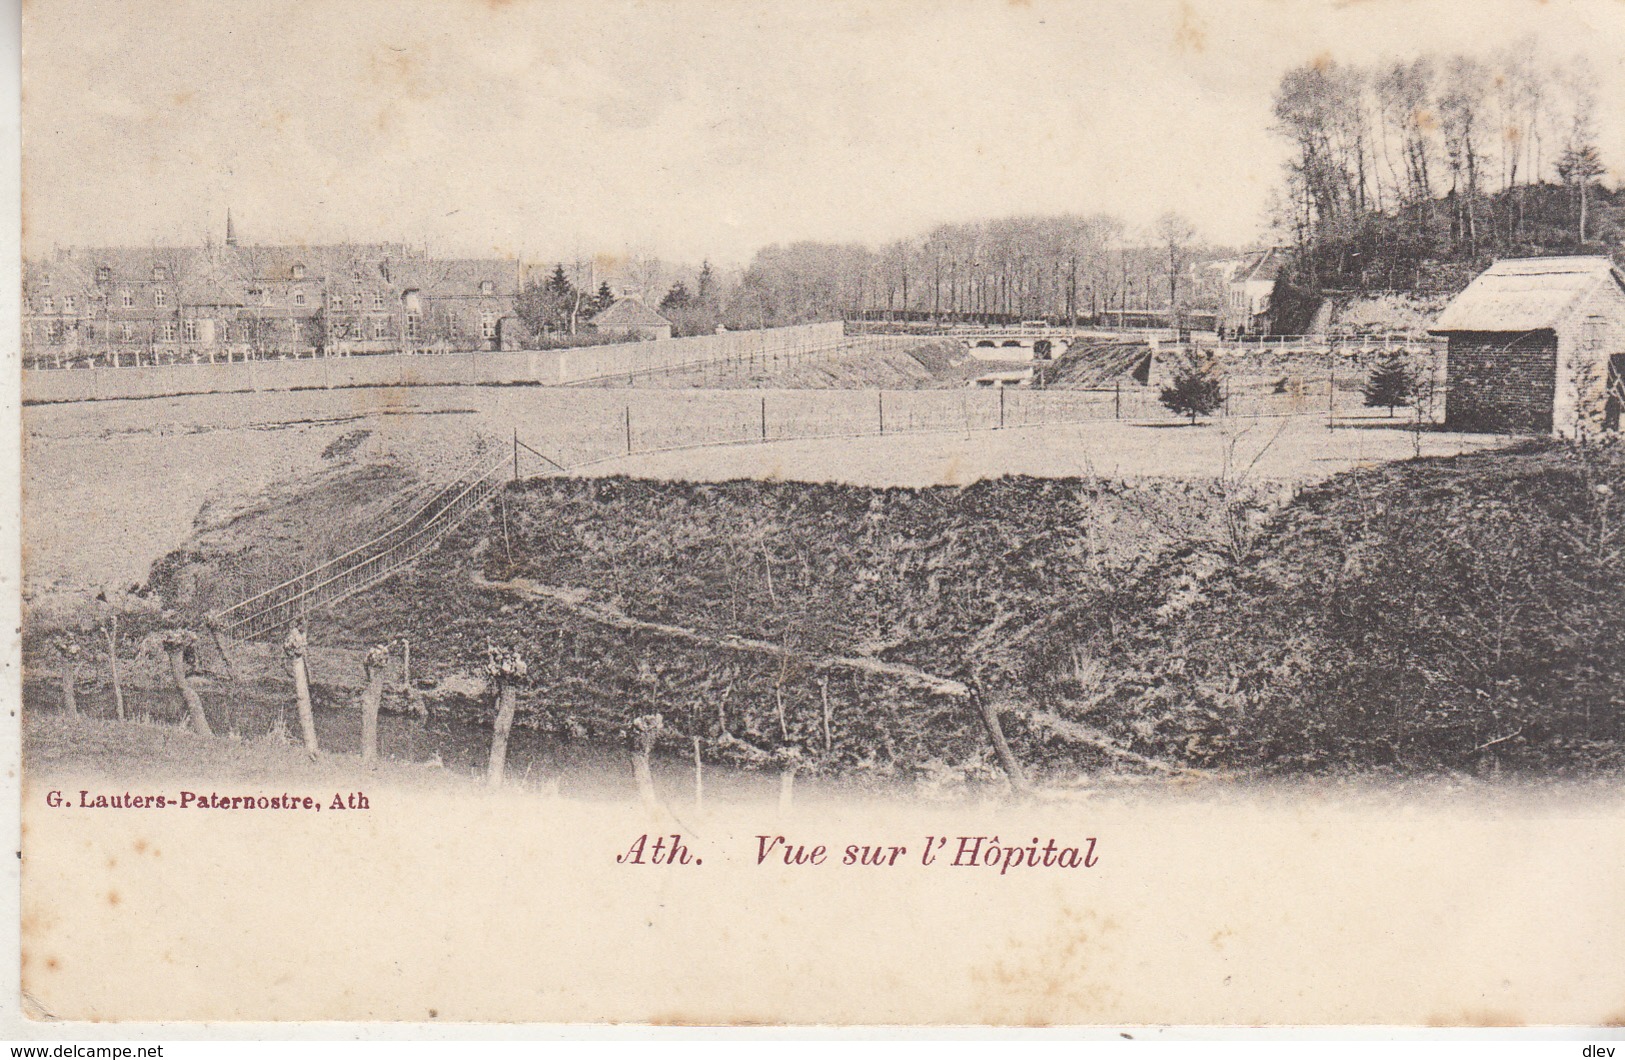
[[22, 381, 1512, 604], [584, 414, 1510, 488]]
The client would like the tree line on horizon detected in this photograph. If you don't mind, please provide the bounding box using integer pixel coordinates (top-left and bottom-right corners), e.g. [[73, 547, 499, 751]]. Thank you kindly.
[[701, 212, 1233, 331], [510, 213, 1232, 335]]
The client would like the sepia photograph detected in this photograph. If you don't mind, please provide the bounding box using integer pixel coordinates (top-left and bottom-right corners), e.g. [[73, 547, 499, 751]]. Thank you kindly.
[[10, 0, 1625, 1034]]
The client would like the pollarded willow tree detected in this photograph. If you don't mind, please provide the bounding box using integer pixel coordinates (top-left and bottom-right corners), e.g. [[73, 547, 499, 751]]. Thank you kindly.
[[282, 624, 319, 758], [484, 643, 529, 787], [161, 628, 212, 737]]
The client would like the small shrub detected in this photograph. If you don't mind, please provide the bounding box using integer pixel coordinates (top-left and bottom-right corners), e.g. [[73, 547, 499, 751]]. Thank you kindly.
[[1159, 349, 1224, 424], [1363, 352, 1417, 416]]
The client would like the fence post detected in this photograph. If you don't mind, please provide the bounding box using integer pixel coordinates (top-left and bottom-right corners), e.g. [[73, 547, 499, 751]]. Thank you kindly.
[[1115, 379, 1121, 420], [625, 404, 633, 455], [513, 428, 519, 482], [878, 391, 885, 435], [761, 395, 767, 442], [1327, 345, 1336, 429], [999, 384, 1006, 429]]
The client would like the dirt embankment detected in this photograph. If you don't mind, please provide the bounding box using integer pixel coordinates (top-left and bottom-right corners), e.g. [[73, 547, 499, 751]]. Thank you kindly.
[[61, 440, 1625, 786], [145, 473, 1256, 789], [1076, 441, 1625, 775], [578, 339, 996, 390], [1034, 341, 1151, 389]]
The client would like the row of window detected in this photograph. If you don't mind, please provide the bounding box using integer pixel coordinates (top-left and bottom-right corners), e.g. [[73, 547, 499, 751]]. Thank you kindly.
[[42, 265, 372, 285], [31, 288, 385, 313], [34, 315, 453, 344], [34, 282, 502, 315], [31, 307, 502, 335], [35, 264, 499, 291]]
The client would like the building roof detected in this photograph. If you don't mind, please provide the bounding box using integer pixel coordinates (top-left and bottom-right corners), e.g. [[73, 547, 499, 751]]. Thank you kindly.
[[593, 297, 673, 328], [1234, 247, 1284, 286], [178, 275, 245, 307], [23, 243, 519, 307], [1431, 256, 1625, 333], [424, 258, 518, 297]]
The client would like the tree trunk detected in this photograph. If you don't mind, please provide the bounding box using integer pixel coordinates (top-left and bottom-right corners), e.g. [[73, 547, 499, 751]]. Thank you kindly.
[[632, 750, 657, 810], [103, 619, 124, 721], [486, 680, 518, 787], [167, 647, 211, 737], [60, 662, 78, 719], [692, 735, 704, 810], [973, 690, 1031, 798], [291, 655, 318, 757], [631, 714, 664, 811], [360, 654, 386, 765], [778, 766, 796, 813]]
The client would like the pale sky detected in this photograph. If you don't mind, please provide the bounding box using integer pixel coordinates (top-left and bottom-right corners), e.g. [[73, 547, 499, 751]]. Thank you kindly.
[[20, 0, 1625, 265]]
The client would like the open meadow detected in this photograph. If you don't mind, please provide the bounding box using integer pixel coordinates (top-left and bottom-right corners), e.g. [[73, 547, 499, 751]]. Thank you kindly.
[[21, 380, 1511, 601]]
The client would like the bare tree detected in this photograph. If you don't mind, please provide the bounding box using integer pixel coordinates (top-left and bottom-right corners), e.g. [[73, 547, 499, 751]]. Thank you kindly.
[[1438, 56, 1489, 253], [1155, 212, 1199, 325], [1556, 69, 1605, 244]]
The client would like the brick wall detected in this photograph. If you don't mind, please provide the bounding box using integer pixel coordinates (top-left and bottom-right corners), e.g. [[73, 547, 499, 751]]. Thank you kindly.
[[1444, 330, 1558, 434], [1555, 281, 1625, 436]]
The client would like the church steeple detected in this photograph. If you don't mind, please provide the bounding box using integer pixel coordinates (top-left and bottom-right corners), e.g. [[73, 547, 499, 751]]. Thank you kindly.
[[225, 208, 238, 247]]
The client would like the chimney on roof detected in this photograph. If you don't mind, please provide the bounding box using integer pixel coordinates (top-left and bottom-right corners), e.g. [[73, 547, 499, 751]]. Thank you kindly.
[[225, 208, 238, 247]]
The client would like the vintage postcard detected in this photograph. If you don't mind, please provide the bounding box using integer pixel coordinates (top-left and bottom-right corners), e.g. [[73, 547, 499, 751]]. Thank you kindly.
[[11, 0, 1625, 1032]]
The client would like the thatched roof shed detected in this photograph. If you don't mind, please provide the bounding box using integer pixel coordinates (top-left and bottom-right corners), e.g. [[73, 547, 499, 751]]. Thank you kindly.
[[1431, 257, 1623, 334]]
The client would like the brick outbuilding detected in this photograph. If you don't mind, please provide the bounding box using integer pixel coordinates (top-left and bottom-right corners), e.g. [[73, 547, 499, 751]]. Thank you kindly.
[[1430, 256, 1625, 436]]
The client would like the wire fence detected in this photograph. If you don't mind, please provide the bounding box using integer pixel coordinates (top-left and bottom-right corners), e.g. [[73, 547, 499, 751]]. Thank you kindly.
[[524, 372, 1454, 475], [209, 452, 519, 641], [204, 337, 1454, 640]]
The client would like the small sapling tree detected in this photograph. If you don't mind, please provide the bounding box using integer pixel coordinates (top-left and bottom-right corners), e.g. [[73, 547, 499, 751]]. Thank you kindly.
[[1159, 349, 1224, 424], [1363, 352, 1418, 417], [101, 613, 124, 721]]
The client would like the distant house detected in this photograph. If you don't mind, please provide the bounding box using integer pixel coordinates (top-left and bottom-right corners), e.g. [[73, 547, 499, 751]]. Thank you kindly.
[[1430, 256, 1625, 436], [591, 297, 673, 341], [1221, 247, 1284, 338], [20, 214, 525, 363], [414, 258, 520, 352]]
